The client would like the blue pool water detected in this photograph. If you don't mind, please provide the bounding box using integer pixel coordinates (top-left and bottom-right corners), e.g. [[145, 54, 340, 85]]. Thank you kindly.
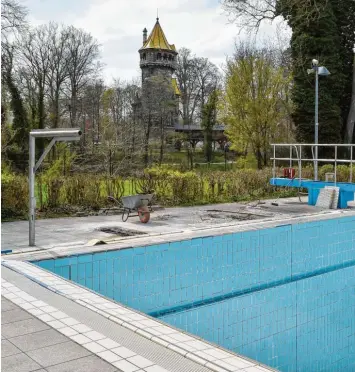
[[34, 215, 355, 371]]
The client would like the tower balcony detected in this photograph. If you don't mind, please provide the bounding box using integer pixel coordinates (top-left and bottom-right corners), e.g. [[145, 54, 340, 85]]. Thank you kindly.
[[140, 59, 177, 70]]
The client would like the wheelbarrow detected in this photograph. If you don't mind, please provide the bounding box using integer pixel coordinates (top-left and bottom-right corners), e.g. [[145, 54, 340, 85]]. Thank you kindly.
[[108, 194, 154, 223]]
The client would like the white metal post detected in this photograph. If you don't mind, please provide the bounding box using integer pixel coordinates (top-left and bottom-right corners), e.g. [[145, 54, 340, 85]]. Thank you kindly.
[[315, 67, 319, 181], [29, 135, 36, 246]]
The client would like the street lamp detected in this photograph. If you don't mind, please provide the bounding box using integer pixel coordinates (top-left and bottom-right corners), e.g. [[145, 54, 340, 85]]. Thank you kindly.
[[307, 59, 330, 181]]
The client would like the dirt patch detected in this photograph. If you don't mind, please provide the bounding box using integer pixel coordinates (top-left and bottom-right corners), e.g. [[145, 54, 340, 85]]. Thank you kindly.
[[204, 210, 266, 221], [97, 227, 146, 236], [153, 214, 178, 221]]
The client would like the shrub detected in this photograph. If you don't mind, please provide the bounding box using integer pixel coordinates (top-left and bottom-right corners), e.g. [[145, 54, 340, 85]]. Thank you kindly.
[[1, 174, 28, 219], [3, 165, 352, 220]]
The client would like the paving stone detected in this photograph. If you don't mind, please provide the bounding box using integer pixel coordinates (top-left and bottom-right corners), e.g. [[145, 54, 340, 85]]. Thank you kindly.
[[26, 340, 90, 367], [9, 329, 68, 352], [97, 349, 122, 363], [127, 355, 154, 368], [97, 338, 121, 349], [112, 346, 136, 358], [46, 355, 117, 372], [144, 366, 169, 372], [1, 318, 50, 338], [70, 334, 91, 345], [1, 308, 32, 324], [113, 359, 140, 372], [1, 352, 42, 372], [1, 339, 21, 357], [1, 299, 17, 312]]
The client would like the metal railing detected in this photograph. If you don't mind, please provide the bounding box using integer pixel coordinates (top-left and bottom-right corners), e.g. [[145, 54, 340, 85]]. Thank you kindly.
[[271, 143, 354, 184]]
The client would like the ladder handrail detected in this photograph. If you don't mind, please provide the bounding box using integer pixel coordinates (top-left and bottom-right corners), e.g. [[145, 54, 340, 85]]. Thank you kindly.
[[271, 143, 355, 184]]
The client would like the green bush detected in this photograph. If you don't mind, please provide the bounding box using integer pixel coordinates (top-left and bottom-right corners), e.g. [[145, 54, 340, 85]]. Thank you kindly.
[[2, 165, 352, 220], [1, 174, 28, 219]]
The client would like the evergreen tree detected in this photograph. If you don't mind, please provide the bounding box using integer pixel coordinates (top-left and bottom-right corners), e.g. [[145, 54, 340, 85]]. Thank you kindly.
[[332, 0, 355, 141], [278, 0, 344, 146]]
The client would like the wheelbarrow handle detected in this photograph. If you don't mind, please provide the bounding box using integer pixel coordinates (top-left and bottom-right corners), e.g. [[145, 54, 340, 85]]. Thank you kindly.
[[107, 196, 120, 205]]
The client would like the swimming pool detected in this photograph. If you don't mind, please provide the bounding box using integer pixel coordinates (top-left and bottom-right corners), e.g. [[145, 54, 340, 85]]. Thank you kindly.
[[33, 215, 355, 371]]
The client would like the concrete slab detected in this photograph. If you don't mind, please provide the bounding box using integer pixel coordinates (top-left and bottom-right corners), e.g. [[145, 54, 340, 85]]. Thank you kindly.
[[1, 339, 22, 358], [2, 197, 333, 254], [1, 297, 119, 372], [45, 355, 118, 372], [26, 340, 91, 367], [1, 352, 42, 372], [2, 298, 17, 311], [2, 318, 50, 338], [1, 308, 33, 324], [9, 329, 68, 352]]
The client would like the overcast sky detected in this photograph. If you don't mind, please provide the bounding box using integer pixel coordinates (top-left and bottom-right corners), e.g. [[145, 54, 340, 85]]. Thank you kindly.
[[22, 0, 290, 84]]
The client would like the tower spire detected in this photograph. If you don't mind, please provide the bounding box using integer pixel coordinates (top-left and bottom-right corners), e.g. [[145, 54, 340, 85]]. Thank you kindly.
[[156, 8, 159, 22]]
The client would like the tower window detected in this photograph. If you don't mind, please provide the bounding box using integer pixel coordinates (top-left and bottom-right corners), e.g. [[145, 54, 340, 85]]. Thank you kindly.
[[163, 54, 167, 60], [157, 53, 162, 60], [142, 53, 146, 60]]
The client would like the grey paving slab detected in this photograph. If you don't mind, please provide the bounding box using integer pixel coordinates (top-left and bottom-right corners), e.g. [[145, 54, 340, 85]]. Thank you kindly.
[[2, 307, 33, 324], [1, 352, 42, 372], [26, 341, 91, 367], [2, 196, 343, 254], [1, 297, 121, 372], [45, 355, 118, 372], [2, 268, 216, 372], [1, 339, 22, 357], [9, 329, 69, 352], [1, 318, 50, 338], [2, 298, 17, 311]]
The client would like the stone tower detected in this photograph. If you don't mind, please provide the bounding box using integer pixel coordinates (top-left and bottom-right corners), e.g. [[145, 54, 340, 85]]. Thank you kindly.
[[139, 18, 180, 128]]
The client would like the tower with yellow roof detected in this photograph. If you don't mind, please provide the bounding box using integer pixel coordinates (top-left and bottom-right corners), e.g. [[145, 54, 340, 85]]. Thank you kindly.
[[139, 17, 181, 128]]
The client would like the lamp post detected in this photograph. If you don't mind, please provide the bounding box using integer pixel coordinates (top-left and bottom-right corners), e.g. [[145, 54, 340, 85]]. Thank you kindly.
[[307, 60, 330, 181]]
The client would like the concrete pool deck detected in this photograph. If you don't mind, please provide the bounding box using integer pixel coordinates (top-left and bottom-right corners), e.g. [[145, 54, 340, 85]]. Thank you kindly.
[[1, 197, 345, 256], [2, 198, 355, 372]]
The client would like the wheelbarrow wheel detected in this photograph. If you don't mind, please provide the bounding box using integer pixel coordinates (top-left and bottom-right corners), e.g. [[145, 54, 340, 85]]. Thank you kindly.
[[122, 209, 129, 222], [138, 206, 150, 223]]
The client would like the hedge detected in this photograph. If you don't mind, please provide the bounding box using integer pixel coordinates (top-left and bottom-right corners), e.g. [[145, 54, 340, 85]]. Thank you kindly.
[[2, 165, 351, 220]]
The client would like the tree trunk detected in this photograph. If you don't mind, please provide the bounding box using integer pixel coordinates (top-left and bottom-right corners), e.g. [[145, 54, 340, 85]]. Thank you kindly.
[[144, 120, 151, 167], [70, 90, 77, 127], [37, 87, 45, 154], [345, 53, 355, 143], [205, 128, 213, 163], [256, 148, 262, 169], [159, 117, 164, 165]]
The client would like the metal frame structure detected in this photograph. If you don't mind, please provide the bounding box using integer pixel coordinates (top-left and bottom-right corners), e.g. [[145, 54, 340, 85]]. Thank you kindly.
[[271, 143, 354, 185], [29, 129, 81, 246]]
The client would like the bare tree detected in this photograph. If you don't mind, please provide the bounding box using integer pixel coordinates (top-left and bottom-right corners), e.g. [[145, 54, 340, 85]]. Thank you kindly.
[[1, 0, 28, 39], [46, 24, 71, 128], [176, 49, 219, 126], [65, 26, 101, 127], [20, 25, 53, 152], [141, 75, 176, 166], [221, 0, 327, 31], [175, 48, 200, 126]]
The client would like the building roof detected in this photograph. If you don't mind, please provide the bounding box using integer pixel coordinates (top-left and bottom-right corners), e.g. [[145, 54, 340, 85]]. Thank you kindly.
[[140, 18, 176, 52], [172, 78, 181, 96]]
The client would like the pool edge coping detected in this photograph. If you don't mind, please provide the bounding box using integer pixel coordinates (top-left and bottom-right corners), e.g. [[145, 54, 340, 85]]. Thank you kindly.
[[6, 209, 355, 263], [2, 259, 277, 372]]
